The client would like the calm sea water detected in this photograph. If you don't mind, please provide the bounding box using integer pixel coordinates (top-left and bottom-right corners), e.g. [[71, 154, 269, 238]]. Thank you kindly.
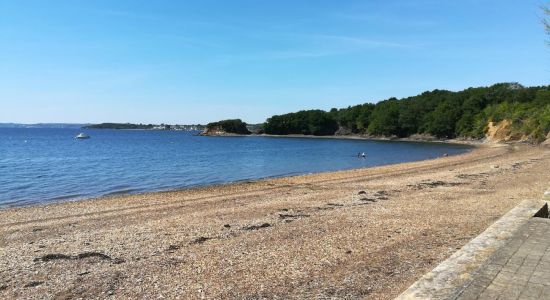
[[0, 128, 472, 208]]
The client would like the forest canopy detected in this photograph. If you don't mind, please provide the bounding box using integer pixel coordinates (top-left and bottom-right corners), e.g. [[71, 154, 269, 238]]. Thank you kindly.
[[261, 83, 550, 142]]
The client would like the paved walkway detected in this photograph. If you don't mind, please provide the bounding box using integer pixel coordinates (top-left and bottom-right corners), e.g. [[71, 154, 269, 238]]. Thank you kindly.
[[396, 200, 548, 300], [456, 217, 550, 300]]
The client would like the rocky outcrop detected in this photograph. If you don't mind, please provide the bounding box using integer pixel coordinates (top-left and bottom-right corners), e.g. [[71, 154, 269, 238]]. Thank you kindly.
[[199, 127, 227, 136], [201, 119, 250, 136], [334, 126, 353, 136], [200, 119, 251, 136]]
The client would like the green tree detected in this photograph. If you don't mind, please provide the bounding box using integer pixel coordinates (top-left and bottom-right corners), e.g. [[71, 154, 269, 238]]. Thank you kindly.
[[367, 99, 401, 136], [424, 99, 463, 138], [263, 110, 338, 135], [260, 83, 550, 143], [355, 104, 375, 132], [206, 119, 251, 134]]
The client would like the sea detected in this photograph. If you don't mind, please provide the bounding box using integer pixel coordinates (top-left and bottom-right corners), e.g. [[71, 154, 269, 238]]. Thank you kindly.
[[0, 128, 472, 208]]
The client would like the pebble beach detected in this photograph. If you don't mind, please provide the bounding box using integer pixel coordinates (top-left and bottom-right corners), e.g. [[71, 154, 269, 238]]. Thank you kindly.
[[1, 144, 549, 299]]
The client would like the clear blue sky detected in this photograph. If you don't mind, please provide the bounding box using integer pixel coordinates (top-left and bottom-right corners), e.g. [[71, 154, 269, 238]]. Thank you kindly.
[[0, 0, 548, 124]]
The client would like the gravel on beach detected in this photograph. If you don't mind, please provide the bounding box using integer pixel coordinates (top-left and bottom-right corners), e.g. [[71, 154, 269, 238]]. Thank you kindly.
[[1, 144, 549, 299]]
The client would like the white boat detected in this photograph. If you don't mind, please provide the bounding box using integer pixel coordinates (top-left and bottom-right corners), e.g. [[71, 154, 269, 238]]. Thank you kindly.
[[75, 133, 90, 139]]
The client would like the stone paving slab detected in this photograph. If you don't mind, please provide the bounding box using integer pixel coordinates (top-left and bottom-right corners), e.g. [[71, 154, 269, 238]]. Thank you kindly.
[[396, 200, 548, 300], [456, 217, 550, 300]]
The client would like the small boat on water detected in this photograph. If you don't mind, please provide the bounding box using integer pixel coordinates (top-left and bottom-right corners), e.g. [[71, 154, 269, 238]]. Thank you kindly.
[[75, 133, 90, 139]]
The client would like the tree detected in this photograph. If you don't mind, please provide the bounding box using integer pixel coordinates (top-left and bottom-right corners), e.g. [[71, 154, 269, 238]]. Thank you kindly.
[[424, 99, 463, 138], [367, 99, 401, 136], [260, 83, 549, 142], [355, 104, 375, 132], [263, 110, 338, 136], [206, 119, 251, 134]]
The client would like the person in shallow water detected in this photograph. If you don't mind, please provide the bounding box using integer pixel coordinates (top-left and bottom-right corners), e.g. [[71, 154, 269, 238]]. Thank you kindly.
[[362, 152, 366, 158]]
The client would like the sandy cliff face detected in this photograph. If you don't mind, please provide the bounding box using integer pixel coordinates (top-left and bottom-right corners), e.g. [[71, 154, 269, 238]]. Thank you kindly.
[[485, 120, 527, 143], [542, 132, 550, 146]]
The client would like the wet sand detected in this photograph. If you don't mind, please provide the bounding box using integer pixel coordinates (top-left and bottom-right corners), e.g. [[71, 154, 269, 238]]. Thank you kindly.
[[1, 144, 549, 299]]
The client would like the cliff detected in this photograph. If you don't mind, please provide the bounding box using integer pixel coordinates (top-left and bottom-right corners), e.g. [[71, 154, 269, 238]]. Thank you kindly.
[[484, 119, 540, 144]]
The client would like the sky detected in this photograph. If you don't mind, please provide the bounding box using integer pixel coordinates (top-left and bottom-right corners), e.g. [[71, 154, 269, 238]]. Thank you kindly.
[[0, 0, 549, 124]]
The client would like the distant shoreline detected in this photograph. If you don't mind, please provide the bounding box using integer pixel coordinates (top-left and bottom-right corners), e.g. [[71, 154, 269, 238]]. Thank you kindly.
[[260, 133, 483, 145], [199, 132, 485, 146]]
